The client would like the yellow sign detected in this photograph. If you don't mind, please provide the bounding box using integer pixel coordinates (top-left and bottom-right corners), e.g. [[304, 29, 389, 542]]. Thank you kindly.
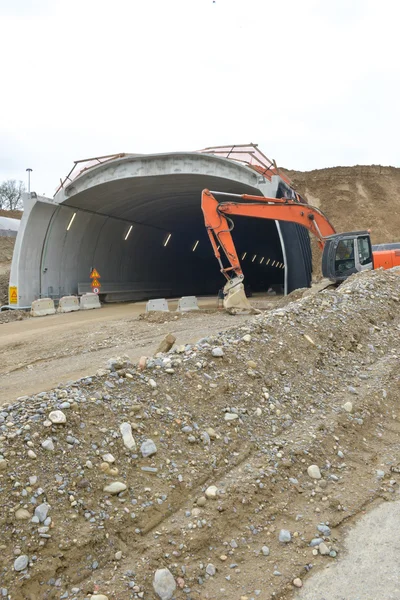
[[9, 286, 18, 304], [91, 278, 101, 288], [90, 268, 101, 279]]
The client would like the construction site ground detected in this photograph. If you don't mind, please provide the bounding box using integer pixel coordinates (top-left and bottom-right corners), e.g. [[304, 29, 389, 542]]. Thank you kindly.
[[0, 267, 399, 600], [1, 166, 400, 599], [0, 297, 274, 406]]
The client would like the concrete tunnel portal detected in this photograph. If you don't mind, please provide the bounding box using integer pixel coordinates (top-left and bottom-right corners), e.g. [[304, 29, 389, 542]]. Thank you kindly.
[[9, 151, 312, 307]]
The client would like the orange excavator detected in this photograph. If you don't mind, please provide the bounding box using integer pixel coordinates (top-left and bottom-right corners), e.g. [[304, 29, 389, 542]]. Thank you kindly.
[[201, 189, 400, 312]]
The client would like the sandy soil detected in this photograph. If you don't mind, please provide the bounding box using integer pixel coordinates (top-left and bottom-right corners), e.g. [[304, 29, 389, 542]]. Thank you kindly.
[[0, 300, 253, 405]]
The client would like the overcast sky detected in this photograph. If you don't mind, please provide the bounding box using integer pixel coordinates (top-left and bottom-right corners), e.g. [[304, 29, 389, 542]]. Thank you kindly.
[[1, 0, 399, 195]]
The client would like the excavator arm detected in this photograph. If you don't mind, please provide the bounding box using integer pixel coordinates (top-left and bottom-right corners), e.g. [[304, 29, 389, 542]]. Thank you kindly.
[[201, 189, 373, 312]]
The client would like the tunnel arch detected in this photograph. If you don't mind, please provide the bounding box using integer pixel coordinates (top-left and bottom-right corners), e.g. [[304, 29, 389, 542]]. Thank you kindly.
[[9, 152, 312, 307]]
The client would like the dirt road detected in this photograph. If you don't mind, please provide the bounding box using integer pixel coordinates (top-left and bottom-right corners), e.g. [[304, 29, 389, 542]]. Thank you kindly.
[[0, 299, 251, 405]]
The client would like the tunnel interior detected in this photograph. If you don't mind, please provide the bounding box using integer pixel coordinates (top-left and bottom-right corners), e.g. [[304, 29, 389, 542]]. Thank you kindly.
[[41, 173, 285, 301]]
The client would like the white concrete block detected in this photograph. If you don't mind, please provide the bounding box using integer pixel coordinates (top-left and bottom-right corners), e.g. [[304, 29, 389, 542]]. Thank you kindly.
[[31, 298, 56, 317], [58, 296, 80, 313], [177, 296, 199, 312], [80, 293, 101, 310], [146, 298, 169, 312]]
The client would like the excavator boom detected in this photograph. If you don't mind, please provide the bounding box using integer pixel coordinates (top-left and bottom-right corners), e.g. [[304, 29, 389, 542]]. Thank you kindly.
[[201, 189, 374, 313]]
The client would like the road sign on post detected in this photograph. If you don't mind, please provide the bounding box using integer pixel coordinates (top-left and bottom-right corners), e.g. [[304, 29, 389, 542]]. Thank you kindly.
[[90, 268, 101, 294]]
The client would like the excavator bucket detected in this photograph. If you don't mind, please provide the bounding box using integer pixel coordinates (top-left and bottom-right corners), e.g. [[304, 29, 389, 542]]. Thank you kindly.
[[223, 277, 257, 314]]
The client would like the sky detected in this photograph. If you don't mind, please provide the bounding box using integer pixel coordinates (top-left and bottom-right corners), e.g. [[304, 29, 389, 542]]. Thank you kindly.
[[0, 0, 399, 195]]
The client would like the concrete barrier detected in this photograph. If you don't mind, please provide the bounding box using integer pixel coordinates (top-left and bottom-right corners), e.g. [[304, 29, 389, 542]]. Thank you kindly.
[[177, 296, 199, 312], [58, 296, 80, 313], [80, 293, 101, 310], [146, 298, 169, 312], [31, 298, 56, 317]]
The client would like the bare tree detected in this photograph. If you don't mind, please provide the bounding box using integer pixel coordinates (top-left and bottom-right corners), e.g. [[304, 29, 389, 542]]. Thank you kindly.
[[0, 180, 25, 210]]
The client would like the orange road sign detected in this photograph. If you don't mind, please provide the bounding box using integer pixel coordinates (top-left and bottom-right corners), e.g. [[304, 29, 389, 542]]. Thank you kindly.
[[9, 286, 18, 304], [91, 278, 101, 288], [90, 268, 101, 279]]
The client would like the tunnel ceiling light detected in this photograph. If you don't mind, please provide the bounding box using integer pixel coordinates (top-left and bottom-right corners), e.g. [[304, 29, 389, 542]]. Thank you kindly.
[[252, 254, 257, 262], [260, 257, 265, 264], [266, 258, 271, 265], [281, 263, 285, 269], [272, 260, 276, 266], [164, 233, 172, 247], [241, 252, 247, 260], [192, 240, 199, 252], [125, 225, 133, 241], [66, 212, 76, 231]]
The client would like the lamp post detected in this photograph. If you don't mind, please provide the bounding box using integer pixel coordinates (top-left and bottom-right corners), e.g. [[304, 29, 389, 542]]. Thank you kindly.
[[26, 168, 33, 193]]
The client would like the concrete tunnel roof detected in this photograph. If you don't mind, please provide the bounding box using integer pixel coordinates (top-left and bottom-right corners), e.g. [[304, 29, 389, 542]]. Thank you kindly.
[[9, 151, 312, 307], [55, 152, 264, 228]]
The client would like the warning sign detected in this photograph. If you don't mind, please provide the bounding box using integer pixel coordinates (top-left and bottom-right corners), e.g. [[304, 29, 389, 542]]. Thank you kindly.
[[91, 278, 101, 289], [90, 268, 101, 279], [9, 286, 18, 304], [92, 287, 100, 295]]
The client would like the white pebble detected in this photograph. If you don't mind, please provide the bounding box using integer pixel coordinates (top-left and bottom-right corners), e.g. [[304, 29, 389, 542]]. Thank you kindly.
[[48, 410, 66, 424]]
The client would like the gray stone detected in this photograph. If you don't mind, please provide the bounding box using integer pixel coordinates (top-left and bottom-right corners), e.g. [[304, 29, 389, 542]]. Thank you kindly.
[[35, 503, 50, 523], [206, 563, 216, 576], [211, 347, 224, 357], [153, 568, 176, 600], [41, 439, 54, 451], [279, 529, 291, 543], [317, 524, 331, 536], [14, 555, 29, 571], [141, 439, 157, 458], [261, 545, 270, 556]]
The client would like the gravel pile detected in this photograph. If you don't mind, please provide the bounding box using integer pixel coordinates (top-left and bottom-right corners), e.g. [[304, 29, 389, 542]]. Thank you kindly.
[[0, 268, 399, 600]]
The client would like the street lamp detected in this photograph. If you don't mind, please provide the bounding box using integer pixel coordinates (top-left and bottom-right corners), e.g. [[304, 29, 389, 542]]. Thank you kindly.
[[26, 168, 33, 193]]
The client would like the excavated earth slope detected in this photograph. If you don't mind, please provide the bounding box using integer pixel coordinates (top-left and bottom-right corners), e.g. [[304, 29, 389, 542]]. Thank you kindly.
[[0, 267, 399, 600], [283, 165, 400, 278]]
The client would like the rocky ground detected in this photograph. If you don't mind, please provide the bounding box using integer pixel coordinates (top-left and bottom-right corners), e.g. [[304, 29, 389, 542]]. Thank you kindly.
[[0, 267, 399, 600]]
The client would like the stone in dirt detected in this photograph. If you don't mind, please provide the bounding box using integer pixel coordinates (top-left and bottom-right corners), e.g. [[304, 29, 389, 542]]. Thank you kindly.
[[15, 508, 31, 520], [153, 567, 176, 600], [103, 482, 127, 495], [157, 333, 176, 353], [48, 410, 66, 424], [212, 347, 224, 357], [14, 555, 29, 571], [205, 485, 218, 499], [307, 464, 322, 479], [141, 439, 157, 457], [120, 422, 136, 450], [343, 401, 353, 413], [279, 529, 291, 543]]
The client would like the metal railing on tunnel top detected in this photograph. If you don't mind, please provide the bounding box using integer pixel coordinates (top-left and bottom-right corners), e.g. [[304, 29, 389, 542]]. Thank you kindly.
[[54, 144, 293, 198], [197, 143, 292, 185], [54, 153, 128, 197]]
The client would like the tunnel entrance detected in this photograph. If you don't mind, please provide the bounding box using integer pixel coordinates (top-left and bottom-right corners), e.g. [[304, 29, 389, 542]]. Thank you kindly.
[[9, 151, 312, 308]]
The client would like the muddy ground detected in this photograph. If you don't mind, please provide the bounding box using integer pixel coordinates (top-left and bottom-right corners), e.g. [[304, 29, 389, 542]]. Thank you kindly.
[[0, 268, 399, 600]]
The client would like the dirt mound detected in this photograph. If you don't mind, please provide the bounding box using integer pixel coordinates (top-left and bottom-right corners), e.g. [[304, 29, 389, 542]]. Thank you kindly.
[[0, 237, 15, 264], [0, 271, 10, 306], [0, 209, 22, 219], [282, 165, 400, 278], [0, 267, 399, 599]]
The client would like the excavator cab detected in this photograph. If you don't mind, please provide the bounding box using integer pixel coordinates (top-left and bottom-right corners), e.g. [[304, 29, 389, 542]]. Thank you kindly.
[[321, 231, 373, 282]]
